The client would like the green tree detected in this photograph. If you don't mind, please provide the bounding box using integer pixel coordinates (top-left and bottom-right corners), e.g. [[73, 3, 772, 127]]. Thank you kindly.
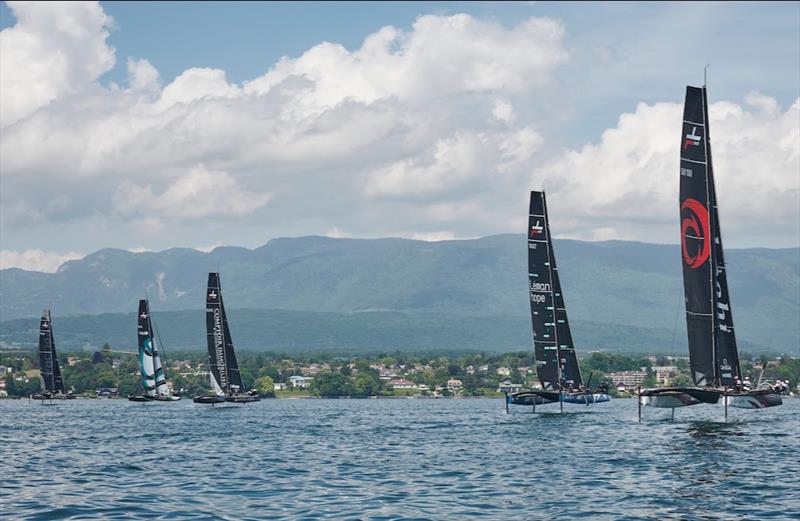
[[254, 376, 276, 397], [352, 370, 382, 397], [310, 371, 352, 397], [4, 376, 40, 397]]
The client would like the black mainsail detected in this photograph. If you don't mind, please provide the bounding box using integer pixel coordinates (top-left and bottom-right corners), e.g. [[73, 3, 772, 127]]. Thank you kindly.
[[680, 85, 740, 388], [38, 309, 66, 395], [205, 272, 246, 395], [528, 191, 582, 391]]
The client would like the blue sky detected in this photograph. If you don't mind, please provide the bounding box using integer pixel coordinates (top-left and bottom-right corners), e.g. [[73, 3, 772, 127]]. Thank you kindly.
[[0, 1, 798, 271]]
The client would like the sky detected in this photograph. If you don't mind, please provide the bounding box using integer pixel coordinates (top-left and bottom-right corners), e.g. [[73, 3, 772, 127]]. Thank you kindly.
[[0, 1, 798, 272]]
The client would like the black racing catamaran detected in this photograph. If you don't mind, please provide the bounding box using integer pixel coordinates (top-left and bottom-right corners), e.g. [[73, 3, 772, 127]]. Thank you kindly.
[[194, 273, 260, 404], [506, 191, 610, 412], [32, 309, 74, 401], [639, 84, 782, 416], [128, 299, 181, 402]]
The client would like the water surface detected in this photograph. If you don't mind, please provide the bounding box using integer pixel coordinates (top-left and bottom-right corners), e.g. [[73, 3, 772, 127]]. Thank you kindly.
[[1, 397, 798, 520]]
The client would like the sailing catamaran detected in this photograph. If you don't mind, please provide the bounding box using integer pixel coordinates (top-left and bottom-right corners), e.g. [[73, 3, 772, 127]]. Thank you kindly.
[[506, 191, 610, 412], [193, 273, 260, 404], [639, 84, 782, 415], [128, 299, 181, 402], [32, 309, 74, 401]]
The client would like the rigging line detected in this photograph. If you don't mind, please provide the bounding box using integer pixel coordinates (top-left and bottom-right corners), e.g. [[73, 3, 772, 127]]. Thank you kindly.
[[669, 292, 682, 356]]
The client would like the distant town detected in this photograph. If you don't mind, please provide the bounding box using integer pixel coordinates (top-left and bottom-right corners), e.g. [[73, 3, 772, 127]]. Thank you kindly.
[[2, 346, 798, 399]]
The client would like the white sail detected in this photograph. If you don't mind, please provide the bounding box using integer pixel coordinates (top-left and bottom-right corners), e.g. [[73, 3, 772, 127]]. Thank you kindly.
[[152, 336, 170, 396], [139, 336, 157, 396]]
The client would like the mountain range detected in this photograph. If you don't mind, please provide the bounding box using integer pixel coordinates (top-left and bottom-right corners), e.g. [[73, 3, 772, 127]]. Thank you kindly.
[[1, 235, 798, 354]]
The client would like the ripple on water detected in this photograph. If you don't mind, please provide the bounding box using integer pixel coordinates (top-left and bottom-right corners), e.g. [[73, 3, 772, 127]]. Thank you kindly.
[[1, 398, 799, 520]]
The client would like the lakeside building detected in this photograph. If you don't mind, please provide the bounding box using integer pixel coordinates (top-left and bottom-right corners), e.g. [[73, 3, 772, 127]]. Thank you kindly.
[[652, 366, 679, 385], [497, 379, 524, 394], [607, 371, 647, 387], [446, 379, 463, 391], [289, 375, 313, 389], [388, 379, 416, 390]]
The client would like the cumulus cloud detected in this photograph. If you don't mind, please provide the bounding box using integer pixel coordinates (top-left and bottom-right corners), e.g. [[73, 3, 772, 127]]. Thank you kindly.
[[243, 15, 567, 110], [0, 4, 569, 253], [126, 58, 161, 93], [531, 95, 800, 245], [0, 2, 796, 256], [113, 165, 272, 219], [0, 1, 114, 128], [0, 249, 84, 272]]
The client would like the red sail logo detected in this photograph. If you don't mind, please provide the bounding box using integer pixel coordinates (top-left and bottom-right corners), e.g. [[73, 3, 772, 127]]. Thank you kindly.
[[681, 198, 710, 269]]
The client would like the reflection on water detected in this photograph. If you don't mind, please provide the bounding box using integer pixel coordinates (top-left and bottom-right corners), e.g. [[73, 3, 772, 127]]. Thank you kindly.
[[0, 397, 798, 520]]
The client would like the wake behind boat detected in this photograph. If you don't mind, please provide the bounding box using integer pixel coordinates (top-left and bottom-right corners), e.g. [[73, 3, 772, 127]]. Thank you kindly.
[[193, 273, 260, 405], [128, 299, 181, 402], [639, 82, 781, 418], [32, 309, 75, 402], [506, 191, 610, 413]]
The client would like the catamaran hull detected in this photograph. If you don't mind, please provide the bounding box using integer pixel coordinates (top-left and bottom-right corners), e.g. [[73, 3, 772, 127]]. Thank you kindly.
[[639, 387, 720, 408], [129, 394, 182, 402], [193, 395, 227, 404], [640, 393, 701, 408], [506, 391, 557, 406], [562, 393, 610, 404], [31, 393, 75, 400], [225, 395, 261, 403], [507, 391, 610, 406], [724, 391, 782, 409]]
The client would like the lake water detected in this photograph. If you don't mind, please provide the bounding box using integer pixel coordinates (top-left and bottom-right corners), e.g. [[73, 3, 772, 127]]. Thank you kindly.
[[1, 397, 798, 520]]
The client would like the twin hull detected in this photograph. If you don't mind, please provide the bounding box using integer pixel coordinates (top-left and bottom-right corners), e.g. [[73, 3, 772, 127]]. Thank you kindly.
[[507, 390, 610, 407]]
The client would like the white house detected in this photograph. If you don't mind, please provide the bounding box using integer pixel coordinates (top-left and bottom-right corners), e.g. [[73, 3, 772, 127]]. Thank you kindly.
[[289, 375, 312, 389]]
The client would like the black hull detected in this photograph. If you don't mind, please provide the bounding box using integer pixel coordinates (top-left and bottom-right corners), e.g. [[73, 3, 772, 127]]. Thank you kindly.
[[507, 390, 559, 406], [193, 395, 227, 404], [129, 394, 182, 402], [724, 390, 783, 409], [225, 395, 261, 403], [639, 386, 720, 404], [32, 393, 75, 400]]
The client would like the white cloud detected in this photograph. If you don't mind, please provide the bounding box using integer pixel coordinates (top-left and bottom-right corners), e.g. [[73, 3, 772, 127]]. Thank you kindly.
[[243, 15, 567, 110], [0, 5, 568, 251], [532, 95, 800, 245], [113, 165, 272, 219], [0, 249, 84, 272], [0, 1, 115, 128], [0, 2, 796, 254], [126, 58, 161, 93], [492, 99, 516, 124]]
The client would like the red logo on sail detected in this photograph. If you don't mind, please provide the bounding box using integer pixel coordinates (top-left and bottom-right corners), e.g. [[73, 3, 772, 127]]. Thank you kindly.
[[684, 126, 701, 150], [681, 198, 710, 269], [530, 220, 543, 238]]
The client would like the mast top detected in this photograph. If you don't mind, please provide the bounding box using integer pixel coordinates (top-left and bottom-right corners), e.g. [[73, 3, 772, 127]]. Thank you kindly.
[[703, 64, 709, 88]]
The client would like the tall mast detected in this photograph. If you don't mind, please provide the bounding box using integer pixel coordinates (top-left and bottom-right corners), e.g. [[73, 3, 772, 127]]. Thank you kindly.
[[541, 192, 563, 390], [700, 86, 717, 386]]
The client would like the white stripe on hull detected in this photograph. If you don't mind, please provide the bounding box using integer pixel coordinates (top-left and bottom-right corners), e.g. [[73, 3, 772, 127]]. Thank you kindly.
[[724, 393, 782, 409], [640, 393, 702, 408]]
